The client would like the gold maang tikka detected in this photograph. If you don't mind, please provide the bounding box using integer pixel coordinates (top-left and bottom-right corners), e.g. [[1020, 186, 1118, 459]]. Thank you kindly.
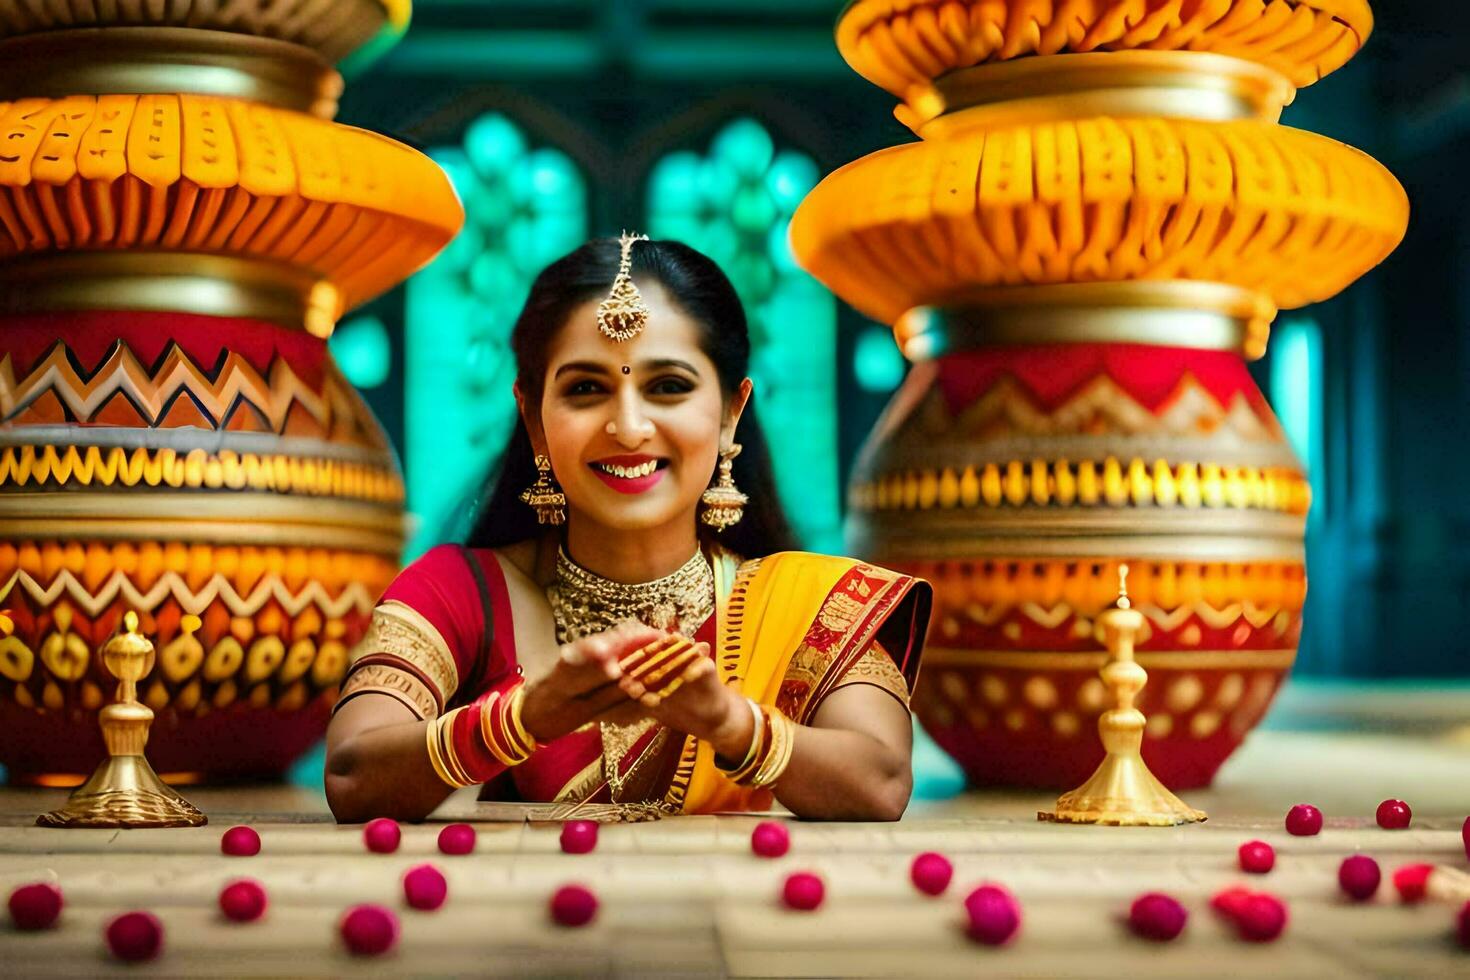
[[700, 443, 747, 530], [597, 231, 651, 342], [520, 454, 566, 525]]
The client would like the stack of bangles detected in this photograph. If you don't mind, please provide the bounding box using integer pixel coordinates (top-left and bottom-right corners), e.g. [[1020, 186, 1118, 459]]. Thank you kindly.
[[716, 698, 796, 789], [617, 633, 704, 705], [425, 681, 541, 789]]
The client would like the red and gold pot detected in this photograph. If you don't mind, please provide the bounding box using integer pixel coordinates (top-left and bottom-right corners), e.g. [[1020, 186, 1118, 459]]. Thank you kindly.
[[794, 0, 1407, 788], [0, 2, 461, 783]]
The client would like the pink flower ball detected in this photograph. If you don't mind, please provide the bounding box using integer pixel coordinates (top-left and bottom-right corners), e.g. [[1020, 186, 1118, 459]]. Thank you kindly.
[[437, 823, 476, 856], [403, 864, 448, 912], [1393, 863, 1433, 903], [1234, 893, 1287, 942], [218, 879, 268, 922], [1210, 886, 1253, 919], [910, 852, 954, 897], [220, 825, 261, 857], [1338, 855, 1381, 902], [1238, 840, 1275, 874], [1285, 803, 1323, 836], [549, 885, 598, 927], [1376, 799, 1412, 830], [105, 911, 164, 962], [1129, 893, 1187, 942], [7, 882, 62, 930], [560, 820, 598, 855], [751, 821, 790, 859], [1457, 901, 1470, 950], [1462, 816, 1470, 861], [363, 818, 401, 854], [781, 872, 825, 911], [964, 884, 1021, 946], [339, 904, 399, 956]]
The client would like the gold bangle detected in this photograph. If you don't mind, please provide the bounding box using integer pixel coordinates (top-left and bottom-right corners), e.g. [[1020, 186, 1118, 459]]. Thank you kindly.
[[505, 684, 541, 756], [641, 646, 701, 692], [752, 708, 796, 789], [478, 691, 517, 768], [717, 698, 764, 777], [425, 713, 465, 788], [727, 703, 773, 785], [438, 708, 475, 787]]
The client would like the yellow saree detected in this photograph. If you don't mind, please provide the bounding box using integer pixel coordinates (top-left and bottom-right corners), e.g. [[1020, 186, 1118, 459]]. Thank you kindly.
[[676, 548, 931, 814]]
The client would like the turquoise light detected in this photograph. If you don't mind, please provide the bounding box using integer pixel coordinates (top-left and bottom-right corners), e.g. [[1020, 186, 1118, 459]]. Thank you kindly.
[[330, 315, 391, 390], [765, 151, 819, 214], [407, 117, 587, 557], [712, 117, 775, 180], [853, 324, 906, 393], [464, 113, 527, 177], [648, 151, 703, 209], [1269, 317, 1324, 528], [910, 720, 966, 800]]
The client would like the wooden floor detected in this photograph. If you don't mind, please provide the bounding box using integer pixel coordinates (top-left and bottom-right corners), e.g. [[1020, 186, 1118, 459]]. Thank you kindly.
[[3, 694, 1470, 977]]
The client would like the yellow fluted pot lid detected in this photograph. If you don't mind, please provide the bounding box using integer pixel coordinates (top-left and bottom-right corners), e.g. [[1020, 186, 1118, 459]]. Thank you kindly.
[[0, 94, 463, 314], [0, 0, 401, 64], [837, 0, 1374, 98], [789, 116, 1407, 325]]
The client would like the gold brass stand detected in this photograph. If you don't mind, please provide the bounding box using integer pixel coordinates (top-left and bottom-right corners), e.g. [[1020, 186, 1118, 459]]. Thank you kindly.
[[37, 612, 207, 828], [1038, 566, 1207, 827]]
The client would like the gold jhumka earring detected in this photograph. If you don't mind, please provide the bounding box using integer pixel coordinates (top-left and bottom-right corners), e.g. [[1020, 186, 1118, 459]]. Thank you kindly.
[[700, 443, 747, 530], [520, 454, 566, 525], [597, 231, 651, 342]]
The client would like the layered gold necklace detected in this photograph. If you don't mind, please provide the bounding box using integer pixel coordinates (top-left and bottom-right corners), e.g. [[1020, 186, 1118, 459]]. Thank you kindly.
[[547, 547, 715, 803]]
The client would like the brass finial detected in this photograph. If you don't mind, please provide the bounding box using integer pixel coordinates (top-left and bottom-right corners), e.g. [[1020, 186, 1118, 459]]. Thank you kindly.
[[1038, 563, 1206, 827], [597, 231, 651, 342], [37, 612, 206, 828]]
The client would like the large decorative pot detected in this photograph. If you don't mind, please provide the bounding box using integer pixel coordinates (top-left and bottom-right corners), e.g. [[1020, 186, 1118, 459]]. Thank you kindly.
[[793, 0, 1407, 788], [0, 2, 462, 783]]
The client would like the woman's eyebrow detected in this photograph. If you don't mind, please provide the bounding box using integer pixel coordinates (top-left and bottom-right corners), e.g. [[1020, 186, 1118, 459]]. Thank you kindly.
[[642, 358, 701, 376], [553, 360, 611, 380]]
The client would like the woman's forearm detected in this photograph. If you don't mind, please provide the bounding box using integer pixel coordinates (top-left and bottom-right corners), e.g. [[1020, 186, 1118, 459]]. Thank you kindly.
[[325, 717, 454, 824], [767, 723, 912, 821]]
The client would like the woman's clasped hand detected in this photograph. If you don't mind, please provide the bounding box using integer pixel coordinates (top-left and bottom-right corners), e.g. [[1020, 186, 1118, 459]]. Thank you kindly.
[[518, 623, 739, 750]]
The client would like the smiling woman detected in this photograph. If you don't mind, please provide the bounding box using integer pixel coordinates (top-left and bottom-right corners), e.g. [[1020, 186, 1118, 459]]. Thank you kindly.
[[323, 237, 932, 822]]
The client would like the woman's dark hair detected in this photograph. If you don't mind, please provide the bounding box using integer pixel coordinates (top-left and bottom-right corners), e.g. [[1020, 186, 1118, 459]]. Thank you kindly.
[[464, 237, 798, 559]]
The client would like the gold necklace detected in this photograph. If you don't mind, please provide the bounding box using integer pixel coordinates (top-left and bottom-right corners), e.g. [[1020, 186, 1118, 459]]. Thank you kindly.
[[547, 547, 715, 803], [547, 547, 714, 643]]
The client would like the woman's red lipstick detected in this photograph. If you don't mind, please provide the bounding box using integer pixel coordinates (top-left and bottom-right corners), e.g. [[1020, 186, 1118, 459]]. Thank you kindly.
[[589, 454, 666, 494]]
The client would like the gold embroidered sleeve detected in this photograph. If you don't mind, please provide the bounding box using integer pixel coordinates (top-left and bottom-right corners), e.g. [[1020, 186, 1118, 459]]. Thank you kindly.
[[830, 642, 910, 709], [334, 663, 439, 721], [335, 600, 460, 719]]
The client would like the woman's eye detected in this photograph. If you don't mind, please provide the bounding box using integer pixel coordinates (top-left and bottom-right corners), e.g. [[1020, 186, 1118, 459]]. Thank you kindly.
[[648, 376, 694, 396], [566, 380, 604, 396]]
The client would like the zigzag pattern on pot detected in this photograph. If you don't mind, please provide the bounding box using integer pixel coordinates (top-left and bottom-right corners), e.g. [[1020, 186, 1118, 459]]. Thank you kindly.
[[837, 0, 1373, 96], [0, 444, 403, 503], [793, 116, 1406, 323], [917, 373, 1281, 441], [914, 557, 1306, 612], [1, 567, 377, 621], [952, 598, 1298, 631], [0, 95, 462, 307], [0, 540, 394, 604], [1, 340, 386, 446]]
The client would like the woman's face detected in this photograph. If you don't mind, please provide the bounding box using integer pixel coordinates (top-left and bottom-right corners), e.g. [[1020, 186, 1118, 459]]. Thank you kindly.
[[526, 281, 748, 535]]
